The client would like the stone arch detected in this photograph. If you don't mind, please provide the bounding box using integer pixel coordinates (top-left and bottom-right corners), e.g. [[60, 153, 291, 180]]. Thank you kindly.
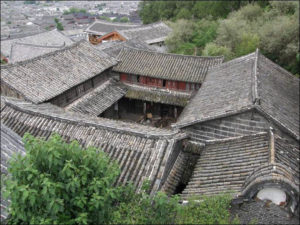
[[241, 163, 299, 214]]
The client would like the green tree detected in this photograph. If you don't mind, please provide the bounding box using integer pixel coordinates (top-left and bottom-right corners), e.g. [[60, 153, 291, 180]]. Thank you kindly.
[[120, 16, 129, 23], [2, 133, 121, 224]]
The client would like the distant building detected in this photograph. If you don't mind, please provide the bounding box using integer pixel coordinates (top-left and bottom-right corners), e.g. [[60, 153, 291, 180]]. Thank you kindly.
[[86, 21, 172, 52], [0, 29, 73, 64]]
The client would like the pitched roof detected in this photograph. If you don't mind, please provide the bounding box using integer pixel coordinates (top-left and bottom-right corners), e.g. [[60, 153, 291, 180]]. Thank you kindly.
[[1, 97, 186, 194], [1, 41, 118, 104], [181, 132, 270, 198], [117, 22, 172, 44], [0, 29, 74, 62], [65, 79, 127, 116], [124, 82, 192, 107], [85, 20, 141, 36], [175, 50, 300, 140], [181, 131, 299, 200], [113, 48, 224, 83], [1, 124, 26, 222], [94, 38, 157, 57]]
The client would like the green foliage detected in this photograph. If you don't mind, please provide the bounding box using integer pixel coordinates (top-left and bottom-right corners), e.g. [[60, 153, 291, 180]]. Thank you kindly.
[[120, 16, 129, 23], [2, 133, 236, 224], [111, 184, 234, 224], [24, 0, 36, 4], [138, 0, 251, 24], [161, 1, 299, 75], [202, 43, 232, 60], [166, 18, 219, 55], [214, 2, 299, 74], [56, 22, 64, 31], [63, 7, 86, 15], [2, 133, 120, 224], [111, 183, 180, 224], [54, 18, 64, 31], [99, 15, 111, 22], [1, 59, 7, 64], [176, 194, 234, 224], [235, 33, 260, 57]]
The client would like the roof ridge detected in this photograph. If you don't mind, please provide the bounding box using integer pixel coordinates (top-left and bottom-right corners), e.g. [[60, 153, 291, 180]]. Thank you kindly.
[[0, 29, 51, 41], [118, 46, 224, 59], [2, 97, 182, 139], [251, 48, 260, 105], [257, 51, 300, 81], [1, 40, 86, 68], [172, 105, 254, 128], [13, 41, 66, 49], [205, 131, 268, 145], [207, 52, 256, 72]]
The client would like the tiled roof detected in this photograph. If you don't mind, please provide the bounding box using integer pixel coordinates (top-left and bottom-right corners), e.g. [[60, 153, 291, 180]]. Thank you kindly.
[[94, 38, 157, 57], [85, 20, 140, 36], [181, 132, 270, 198], [0, 30, 73, 62], [113, 48, 224, 83], [124, 83, 192, 107], [117, 22, 172, 44], [1, 41, 118, 104], [181, 131, 299, 202], [65, 79, 127, 116], [1, 97, 186, 194], [1, 124, 26, 222], [175, 50, 299, 141]]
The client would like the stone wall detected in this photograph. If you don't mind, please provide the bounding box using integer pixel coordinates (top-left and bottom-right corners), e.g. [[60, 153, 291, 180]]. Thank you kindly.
[[183, 109, 297, 145]]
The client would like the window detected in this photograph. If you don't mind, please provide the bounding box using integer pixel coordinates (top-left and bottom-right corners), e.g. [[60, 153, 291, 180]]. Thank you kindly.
[[163, 80, 166, 87]]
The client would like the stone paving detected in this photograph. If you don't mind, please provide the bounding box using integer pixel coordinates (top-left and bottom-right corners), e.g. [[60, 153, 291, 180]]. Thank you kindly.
[[231, 199, 299, 224]]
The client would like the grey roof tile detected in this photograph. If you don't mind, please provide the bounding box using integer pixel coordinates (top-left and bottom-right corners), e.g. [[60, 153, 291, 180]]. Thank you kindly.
[[1, 41, 118, 104], [175, 50, 299, 140], [0, 30, 74, 62], [113, 47, 224, 83], [65, 79, 127, 116]]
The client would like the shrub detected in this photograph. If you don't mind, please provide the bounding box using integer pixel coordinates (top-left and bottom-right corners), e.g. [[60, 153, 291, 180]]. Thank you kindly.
[[2, 134, 236, 224], [177, 194, 234, 224], [2, 133, 120, 224], [202, 42, 232, 60], [111, 181, 180, 224], [120, 17, 129, 23]]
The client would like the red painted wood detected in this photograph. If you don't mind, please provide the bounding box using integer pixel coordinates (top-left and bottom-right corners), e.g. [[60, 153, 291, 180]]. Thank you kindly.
[[120, 73, 127, 82], [178, 81, 186, 90], [140, 76, 147, 84]]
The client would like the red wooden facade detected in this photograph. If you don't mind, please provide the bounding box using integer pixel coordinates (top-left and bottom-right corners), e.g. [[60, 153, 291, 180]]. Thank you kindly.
[[119, 73, 200, 92]]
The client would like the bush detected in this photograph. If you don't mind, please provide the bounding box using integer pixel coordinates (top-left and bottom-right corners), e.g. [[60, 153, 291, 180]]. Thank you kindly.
[[120, 16, 129, 23], [177, 194, 233, 224], [202, 43, 232, 60], [112, 185, 235, 225], [2, 134, 237, 224], [2, 133, 121, 224], [111, 181, 180, 224]]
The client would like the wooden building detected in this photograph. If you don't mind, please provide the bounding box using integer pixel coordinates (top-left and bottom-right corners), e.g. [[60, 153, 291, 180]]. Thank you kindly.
[[86, 21, 172, 52], [113, 48, 224, 92], [0, 40, 117, 107], [1, 45, 299, 220]]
